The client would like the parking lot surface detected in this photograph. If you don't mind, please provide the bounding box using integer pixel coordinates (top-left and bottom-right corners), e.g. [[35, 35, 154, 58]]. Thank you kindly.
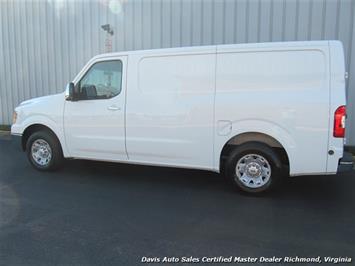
[[0, 136, 355, 265]]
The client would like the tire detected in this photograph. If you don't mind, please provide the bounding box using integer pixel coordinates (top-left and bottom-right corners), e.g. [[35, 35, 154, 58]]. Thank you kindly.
[[26, 130, 63, 171], [225, 142, 282, 193]]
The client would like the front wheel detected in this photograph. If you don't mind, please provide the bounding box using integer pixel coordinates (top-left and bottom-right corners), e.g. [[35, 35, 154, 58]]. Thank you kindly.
[[225, 142, 282, 193], [26, 130, 63, 171]]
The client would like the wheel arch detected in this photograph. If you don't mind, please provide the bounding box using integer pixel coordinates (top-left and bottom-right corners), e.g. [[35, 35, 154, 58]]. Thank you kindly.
[[22, 124, 62, 153], [219, 132, 290, 174]]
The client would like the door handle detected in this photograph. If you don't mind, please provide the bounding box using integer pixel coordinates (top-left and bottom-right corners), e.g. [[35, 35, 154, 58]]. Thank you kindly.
[[107, 105, 121, 111]]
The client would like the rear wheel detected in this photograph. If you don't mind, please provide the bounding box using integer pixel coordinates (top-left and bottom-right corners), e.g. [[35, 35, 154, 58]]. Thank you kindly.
[[225, 142, 281, 193], [26, 130, 63, 171]]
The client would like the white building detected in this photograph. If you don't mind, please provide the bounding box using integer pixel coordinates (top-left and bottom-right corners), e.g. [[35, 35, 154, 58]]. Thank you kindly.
[[0, 0, 354, 145]]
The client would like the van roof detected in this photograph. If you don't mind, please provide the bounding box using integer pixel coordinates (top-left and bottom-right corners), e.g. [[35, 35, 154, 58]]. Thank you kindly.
[[93, 40, 339, 60]]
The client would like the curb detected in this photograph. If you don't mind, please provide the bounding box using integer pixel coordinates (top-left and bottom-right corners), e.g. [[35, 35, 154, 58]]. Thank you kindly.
[[0, 130, 10, 137], [0, 131, 11, 141]]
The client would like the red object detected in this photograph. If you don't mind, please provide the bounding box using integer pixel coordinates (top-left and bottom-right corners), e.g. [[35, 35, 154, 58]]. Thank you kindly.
[[333, 105, 346, 138]]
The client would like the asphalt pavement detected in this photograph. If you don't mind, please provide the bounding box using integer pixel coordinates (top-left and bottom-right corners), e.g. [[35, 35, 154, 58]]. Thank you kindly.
[[0, 136, 354, 265]]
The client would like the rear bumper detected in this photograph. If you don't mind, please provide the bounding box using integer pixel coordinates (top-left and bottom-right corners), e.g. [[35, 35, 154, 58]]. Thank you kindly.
[[337, 152, 354, 173]]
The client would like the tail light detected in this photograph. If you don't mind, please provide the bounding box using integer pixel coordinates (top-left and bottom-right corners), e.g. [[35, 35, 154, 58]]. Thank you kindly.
[[333, 105, 346, 138]]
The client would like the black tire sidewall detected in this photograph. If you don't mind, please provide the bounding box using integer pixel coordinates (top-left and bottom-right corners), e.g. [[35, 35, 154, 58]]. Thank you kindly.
[[226, 144, 281, 193], [26, 131, 62, 171]]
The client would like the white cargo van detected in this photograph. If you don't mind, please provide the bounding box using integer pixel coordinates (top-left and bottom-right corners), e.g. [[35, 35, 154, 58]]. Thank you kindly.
[[11, 41, 353, 193]]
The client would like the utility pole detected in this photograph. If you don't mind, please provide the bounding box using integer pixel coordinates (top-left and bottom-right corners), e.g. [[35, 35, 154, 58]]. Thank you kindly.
[[101, 24, 114, 53]]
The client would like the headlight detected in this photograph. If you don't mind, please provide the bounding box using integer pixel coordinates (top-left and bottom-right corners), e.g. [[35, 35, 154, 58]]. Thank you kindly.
[[12, 111, 17, 124]]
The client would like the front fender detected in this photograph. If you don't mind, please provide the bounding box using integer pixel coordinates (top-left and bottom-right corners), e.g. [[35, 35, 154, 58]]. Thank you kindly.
[[11, 114, 69, 157]]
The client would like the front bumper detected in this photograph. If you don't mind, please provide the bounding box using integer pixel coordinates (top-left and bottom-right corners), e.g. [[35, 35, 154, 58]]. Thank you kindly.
[[337, 151, 354, 173]]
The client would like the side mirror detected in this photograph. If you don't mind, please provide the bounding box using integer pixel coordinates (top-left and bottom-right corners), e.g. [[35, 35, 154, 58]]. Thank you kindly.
[[65, 82, 77, 101]]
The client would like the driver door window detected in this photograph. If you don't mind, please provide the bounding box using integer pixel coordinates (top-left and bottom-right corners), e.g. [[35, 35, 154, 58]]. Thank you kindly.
[[78, 60, 123, 100]]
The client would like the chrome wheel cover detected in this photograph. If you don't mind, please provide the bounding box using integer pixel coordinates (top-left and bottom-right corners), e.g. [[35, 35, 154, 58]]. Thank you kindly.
[[235, 154, 271, 189], [31, 139, 52, 166]]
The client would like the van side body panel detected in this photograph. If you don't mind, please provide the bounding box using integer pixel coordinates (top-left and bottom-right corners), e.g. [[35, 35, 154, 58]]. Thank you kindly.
[[125, 48, 216, 169], [214, 43, 331, 175]]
